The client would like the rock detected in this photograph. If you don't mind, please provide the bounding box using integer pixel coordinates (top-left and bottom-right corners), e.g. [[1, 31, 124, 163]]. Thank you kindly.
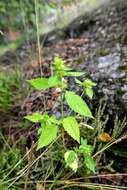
[[80, 53, 127, 117]]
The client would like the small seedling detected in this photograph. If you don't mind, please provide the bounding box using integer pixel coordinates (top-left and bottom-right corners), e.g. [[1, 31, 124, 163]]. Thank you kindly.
[[64, 139, 95, 172]]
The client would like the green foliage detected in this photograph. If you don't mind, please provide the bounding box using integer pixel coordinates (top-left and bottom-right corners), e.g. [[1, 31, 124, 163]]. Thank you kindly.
[[79, 139, 93, 155], [27, 56, 85, 90], [65, 91, 93, 118], [53, 57, 68, 74], [25, 56, 95, 173], [0, 143, 24, 179], [48, 75, 61, 87], [62, 116, 80, 143], [38, 122, 58, 150], [0, 0, 53, 36], [27, 76, 62, 90], [79, 139, 95, 172], [53, 56, 85, 78], [24, 112, 45, 123], [83, 79, 96, 99], [0, 68, 22, 112], [85, 155, 95, 172], [75, 78, 96, 99], [0, 132, 26, 190], [64, 150, 78, 172], [27, 78, 49, 90], [85, 88, 94, 99], [25, 113, 60, 149], [65, 71, 85, 77], [0, 0, 77, 44], [64, 139, 95, 173]]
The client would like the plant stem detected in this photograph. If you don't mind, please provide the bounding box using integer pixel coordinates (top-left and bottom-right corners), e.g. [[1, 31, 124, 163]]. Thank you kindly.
[[35, 0, 42, 77], [60, 90, 65, 149]]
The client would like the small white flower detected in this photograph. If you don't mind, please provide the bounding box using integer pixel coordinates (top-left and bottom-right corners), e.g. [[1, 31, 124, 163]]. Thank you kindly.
[[64, 151, 78, 173], [55, 88, 62, 93]]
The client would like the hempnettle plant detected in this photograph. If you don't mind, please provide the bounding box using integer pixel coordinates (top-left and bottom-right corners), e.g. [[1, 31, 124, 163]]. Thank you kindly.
[[25, 57, 96, 173]]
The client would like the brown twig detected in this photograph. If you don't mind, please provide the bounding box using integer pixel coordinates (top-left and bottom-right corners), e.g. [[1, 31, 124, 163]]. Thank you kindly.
[[24, 142, 34, 190]]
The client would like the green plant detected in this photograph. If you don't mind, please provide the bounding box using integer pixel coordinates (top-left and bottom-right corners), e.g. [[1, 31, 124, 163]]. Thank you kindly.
[[0, 0, 54, 36], [0, 140, 25, 188], [0, 68, 22, 112], [64, 138, 95, 173], [25, 56, 96, 173]]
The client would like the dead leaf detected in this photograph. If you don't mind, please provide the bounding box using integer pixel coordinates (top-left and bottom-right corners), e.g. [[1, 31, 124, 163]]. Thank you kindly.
[[47, 99, 54, 109], [36, 183, 44, 190], [99, 132, 111, 142]]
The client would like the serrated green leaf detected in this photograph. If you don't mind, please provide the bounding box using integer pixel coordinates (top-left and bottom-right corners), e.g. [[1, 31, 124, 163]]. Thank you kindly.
[[41, 113, 49, 122], [48, 115, 61, 125], [37, 123, 58, 150], [83, 79, 96, 88], [27, 78, 49, 90], [64, 150, 78, 172], [79, 144, 93, 155], [65, 91, 93, 118], [85, 156, 95, 172], [54, 56, 65, 67], [64, 150, 77, 165], [81, 138, 87, 146], [75, 78, 83, 85], [53, 57, 75, 77], [53, 57, 67, 71], [24, 112, 44, 123], [38, 127, 42, 135], [85, 88, 94, 99], [62, 116, 80, 143], [48, 76, 61, 87]]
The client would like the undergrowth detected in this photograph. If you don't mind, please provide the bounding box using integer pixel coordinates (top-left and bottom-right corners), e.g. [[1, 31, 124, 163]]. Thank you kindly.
[[0, 99, 126, 190], [0, 66, 23, 113], [0, 58, 127, 190]]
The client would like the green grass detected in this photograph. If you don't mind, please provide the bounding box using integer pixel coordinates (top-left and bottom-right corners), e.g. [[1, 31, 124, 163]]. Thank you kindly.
[[0, 67, 23, 113]]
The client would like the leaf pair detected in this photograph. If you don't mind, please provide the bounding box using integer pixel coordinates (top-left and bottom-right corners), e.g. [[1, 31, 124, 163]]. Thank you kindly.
[[25, 90, 93, 150], [25, 112, 81, 150], [62, 91, 94, 144], [64, 142, 95, 173], [75, 79, 96, 99], [53, 57, 85, 77], [79, 140, 95, 172]]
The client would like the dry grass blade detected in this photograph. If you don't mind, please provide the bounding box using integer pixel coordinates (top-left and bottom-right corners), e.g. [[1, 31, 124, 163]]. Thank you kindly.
[[36, 183, 45, 190], [5, 135, 61, 190]]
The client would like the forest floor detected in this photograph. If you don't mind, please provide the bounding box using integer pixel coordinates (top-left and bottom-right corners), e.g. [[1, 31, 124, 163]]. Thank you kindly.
[[0, 0, 127, 189]]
